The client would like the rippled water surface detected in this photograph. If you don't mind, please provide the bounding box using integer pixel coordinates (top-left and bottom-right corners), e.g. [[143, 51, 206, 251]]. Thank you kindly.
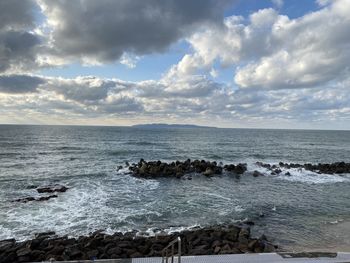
[[0, 125, 350, 251]]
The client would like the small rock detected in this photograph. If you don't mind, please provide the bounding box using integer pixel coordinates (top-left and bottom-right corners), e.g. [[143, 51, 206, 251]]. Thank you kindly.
[[203, 168, 214, 177], [253, 170, 263, 177]]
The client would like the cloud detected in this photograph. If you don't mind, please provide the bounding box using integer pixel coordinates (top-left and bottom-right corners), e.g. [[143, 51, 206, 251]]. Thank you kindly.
[[0, 0, 35, 31], [0, 0, 349, 129], [0, 31, 41, 73], [0, 0, 232, 71], [0, 0, 42, 73], [272, 0, 283, 8], [235, 0, 350, 89], [167, 0, 350, 91], [120, 54, 140, 69], [0, 75, 45, 94], [0, 74, 349, 128], [37, 0, 231, 65]]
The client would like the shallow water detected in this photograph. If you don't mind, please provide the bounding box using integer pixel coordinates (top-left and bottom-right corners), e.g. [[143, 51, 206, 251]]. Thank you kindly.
[[0, 125, 350, 251]]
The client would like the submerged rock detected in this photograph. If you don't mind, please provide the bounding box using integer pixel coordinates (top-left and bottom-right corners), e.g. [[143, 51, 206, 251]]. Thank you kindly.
[[13, 195, 58, 203], [257, 161, 350, 175], [37, 185, 69, 194]]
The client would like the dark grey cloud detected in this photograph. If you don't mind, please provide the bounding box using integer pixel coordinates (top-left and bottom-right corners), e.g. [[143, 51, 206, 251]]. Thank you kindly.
[[0, 31, 41, 72], [0, 0, 41, 73], [38, 0, 231, 63], [0, 0, 35, 31], [0, 75, 45, 94]]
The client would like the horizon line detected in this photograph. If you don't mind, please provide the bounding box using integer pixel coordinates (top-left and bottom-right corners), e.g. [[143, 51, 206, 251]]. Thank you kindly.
[[0, 123, 349, 132]]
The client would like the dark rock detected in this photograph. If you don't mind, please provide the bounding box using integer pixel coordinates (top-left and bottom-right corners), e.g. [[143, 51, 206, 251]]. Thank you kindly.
[[30, 250, 45, 261], [263, 242, 275, 252], [0, 224, 278, 260], [64, 245, 82, 258], [1, 252, 17, 263], [203, 167, 214, 177], [37, 184, 69, 193], [13, 195, 58, 203], [17, 255, 31, 262], [86, 249, 99, 259], [107, 247, 122, 256], [274, 168, 282, 174], [213, 246, 221, 254], [0, 239, 15, 251], [37, 195, 58, 201], [130, 251, 143, 258], [252, 170, 263, 177], [84, 237, 102, 249], [16, 247, 31, 257], [47, 244, 65, 255], [13, 197, 36, 203]]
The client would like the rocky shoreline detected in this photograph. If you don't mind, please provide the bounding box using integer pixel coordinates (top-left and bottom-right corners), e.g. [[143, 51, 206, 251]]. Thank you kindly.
[[127, 159, 350, 179], [0, 224, 277, 263]]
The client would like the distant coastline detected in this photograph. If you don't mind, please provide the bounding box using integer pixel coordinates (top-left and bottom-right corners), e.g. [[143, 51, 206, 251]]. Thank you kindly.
[[132, 123, 217, 129]]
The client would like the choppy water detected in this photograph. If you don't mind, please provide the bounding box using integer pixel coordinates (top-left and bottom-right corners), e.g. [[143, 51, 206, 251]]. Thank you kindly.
[[0, 125, 350, 251]]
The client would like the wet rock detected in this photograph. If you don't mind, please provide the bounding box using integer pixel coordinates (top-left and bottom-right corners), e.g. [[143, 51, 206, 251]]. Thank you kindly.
[[107, 247, 121, 256], [213, 246, 221, 253], [37, 195, 58, 201], [13, 197, 36, 203], [203, 167, 214, 177], [274, 168, 282, 174], [263, 242, 275, 252], [0, 224, 277, 262], [224, 163, 247, 174], [35, 232, 56, 239], [0, 240, 15, 252], [252, 170, 263, 177], [37, 185, 69, 193], [16, 247, 31, 257]]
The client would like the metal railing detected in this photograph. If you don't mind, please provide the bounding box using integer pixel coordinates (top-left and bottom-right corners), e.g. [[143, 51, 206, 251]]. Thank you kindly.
[[161, 237, 181, 263]]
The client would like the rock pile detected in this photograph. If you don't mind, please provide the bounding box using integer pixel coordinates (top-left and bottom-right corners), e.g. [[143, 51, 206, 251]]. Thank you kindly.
[[256, 161, 350, 175], [129, 159, 247, 178], [12, 185, 69, 203], [36, 185, 69, 194], [0, 224, 277, 262], [13, 195, 58, 203], [128, 160, 350, 179]]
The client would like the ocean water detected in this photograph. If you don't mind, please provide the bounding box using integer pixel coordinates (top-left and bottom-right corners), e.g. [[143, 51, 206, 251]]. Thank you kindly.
[[0, 125, 350, 251]]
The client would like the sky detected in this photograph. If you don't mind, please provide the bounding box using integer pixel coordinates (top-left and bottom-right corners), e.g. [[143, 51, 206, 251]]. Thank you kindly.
[[0, 0, 349, 129]]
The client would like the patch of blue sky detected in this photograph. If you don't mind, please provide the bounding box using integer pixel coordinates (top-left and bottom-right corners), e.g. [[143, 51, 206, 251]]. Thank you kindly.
[[39, 41, 189, 81]]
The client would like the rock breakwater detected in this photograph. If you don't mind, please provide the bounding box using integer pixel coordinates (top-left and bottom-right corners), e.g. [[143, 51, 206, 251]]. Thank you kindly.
[[126, 159, 350, 179], [0, 224, 277, 262], [128, 159, 247, 178]]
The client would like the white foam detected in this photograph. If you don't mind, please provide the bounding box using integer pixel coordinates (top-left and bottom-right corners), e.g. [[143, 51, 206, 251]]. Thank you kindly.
[[234, 205, 245, 213], [276, 169, 350, 184], [248, 162, 350, 184]]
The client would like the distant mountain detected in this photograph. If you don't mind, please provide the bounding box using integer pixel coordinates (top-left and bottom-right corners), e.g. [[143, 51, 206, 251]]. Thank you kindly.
[[132, 123, 216, 129]]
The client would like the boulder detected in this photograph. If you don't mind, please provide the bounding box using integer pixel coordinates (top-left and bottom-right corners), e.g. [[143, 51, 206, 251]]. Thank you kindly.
[[203, 168, 214, 177], [253, 170, 263, 177], [37, 185, 69, 193]]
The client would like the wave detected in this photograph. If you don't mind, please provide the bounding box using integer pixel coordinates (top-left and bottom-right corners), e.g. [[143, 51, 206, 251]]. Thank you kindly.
[[55, 146, 85, 151], [248, 162, 350, 184], [124, 141, 165, 146], [109, 150, 139, 156]]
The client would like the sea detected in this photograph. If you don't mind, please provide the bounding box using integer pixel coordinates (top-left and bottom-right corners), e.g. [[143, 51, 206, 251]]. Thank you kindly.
[[0, 125, 350, 251]]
